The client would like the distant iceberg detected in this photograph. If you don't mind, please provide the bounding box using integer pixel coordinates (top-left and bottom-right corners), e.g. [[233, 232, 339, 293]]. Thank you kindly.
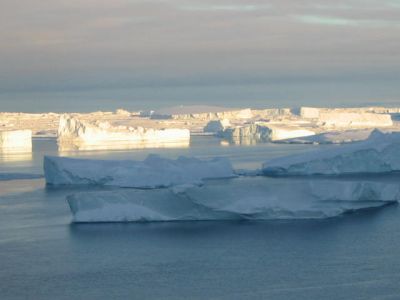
[[57, 114, 190, 151], [67, 177, 398, 222], [263, 130, 400, 176], [217, 123, 315, 144], [44, 155, 235, 188], [279, 129, 374, 144], [0, 130, 32, 151]]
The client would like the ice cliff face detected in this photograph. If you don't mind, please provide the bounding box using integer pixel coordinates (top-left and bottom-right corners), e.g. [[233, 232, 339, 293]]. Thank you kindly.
[[66, 177, 399, 222], [203, 119, 231, 133], [218, 123, 315, 143], [57, 115, 190, 149], [0, 130, 32, 151], [44, 155, 235, 188], [263, 130, 400, 176]]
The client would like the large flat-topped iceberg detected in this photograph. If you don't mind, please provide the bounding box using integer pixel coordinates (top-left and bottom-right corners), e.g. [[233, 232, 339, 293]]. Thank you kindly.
[[57, 115, 190, 150], [281, 129, 374, 144], [150, 106, 253, 120], [318, 112, 393, 128], [44, 155, 235, 188], [263, 130, 400, 176], [300, 106, 395, 125], [67, 177, 398, 222], [218, 123, 315, 143], [0, 130, 32, 151]]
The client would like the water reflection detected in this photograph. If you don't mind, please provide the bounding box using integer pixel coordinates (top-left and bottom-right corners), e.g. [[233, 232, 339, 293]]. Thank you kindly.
[[0, 147, 33, 162]]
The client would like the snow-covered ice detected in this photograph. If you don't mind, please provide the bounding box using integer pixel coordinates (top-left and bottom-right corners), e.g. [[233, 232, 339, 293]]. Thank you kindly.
[[44, 155, 235, 188], [263, 130, 400, 176], [66, 177, 398, 222]]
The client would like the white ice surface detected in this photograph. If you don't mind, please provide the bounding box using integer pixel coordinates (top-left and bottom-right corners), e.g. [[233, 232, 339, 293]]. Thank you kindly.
[[317, 112, 393, 128], [57, 115, 190, 149], [44, 155, 235, 188], [67, 177, 398, 222], [0, 130, 32, 150], [263, 130, 400, 175], [280, 129, 374, 144]]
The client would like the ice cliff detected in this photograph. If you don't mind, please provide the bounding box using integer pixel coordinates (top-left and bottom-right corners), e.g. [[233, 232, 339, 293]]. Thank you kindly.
[[0, 130, 32, 151], [218, 123, 315, 142], [57, 115, 190, 149], [66, 177, 398, 222]]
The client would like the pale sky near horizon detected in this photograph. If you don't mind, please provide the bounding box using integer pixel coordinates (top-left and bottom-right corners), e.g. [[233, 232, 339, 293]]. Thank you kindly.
[[0, 0, 399, 104]]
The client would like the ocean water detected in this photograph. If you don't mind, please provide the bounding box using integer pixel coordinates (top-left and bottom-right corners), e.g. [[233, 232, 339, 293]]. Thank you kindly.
[[1, 138, 400, 299]]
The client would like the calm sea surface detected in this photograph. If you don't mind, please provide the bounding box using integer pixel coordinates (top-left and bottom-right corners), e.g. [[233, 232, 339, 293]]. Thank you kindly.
[[1, 137, 400, 299]]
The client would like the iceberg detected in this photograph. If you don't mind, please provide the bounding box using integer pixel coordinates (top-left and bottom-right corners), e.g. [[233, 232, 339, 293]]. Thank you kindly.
[[57, 114, 190, 150], [203, 119, 231, 134], [299, 107, 393, 128], [44, 155, 235, 188], [0, 130, 32, 151], [300, 107, 321, 119], [281, 129, 374, 144], [317, 112, 393, 128], [67, 177, 398, 222], [219, 124, 272, 142], [219, 123, 315, 143], [263, 130, 400, 176]]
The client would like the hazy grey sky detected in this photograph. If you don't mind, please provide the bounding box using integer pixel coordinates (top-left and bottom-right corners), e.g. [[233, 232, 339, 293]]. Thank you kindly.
[[1, 0, 399, 95]]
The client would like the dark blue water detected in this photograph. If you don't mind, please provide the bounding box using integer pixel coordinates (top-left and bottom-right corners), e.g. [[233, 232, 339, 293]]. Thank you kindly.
[[1, 184, 400, 300], [1, 138, 400, 299]]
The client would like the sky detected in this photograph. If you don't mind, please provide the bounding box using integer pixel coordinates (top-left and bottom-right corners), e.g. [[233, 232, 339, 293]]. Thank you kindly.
[[0, 0, 399, 109]]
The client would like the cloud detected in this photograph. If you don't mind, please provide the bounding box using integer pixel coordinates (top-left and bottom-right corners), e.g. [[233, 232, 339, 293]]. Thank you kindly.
[[178, 4, 270, 12], [296, 15, 358, 26], [0, 0, 399, 92]]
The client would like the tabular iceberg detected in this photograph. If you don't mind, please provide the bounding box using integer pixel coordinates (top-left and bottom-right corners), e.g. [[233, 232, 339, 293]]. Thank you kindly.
[[57, 114, 190, 150], [281, 129, 374, 144], [0, 130, 32, 151], [44, 155, 235, 188], [66, 177, 399, 222], [218, 123, 315, 144], [262, 130, 400, 176]]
